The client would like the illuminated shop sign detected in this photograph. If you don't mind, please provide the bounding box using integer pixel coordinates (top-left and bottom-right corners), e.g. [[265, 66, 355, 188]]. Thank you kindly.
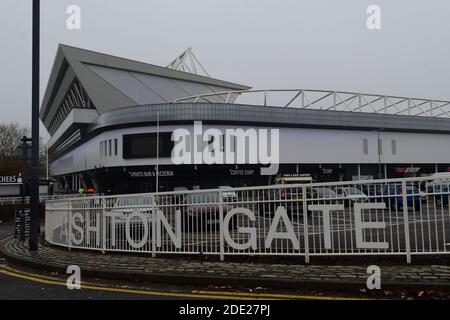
[[395, 167, 420, 174]]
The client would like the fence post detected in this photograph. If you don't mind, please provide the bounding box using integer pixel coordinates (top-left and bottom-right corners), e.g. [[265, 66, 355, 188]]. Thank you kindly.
[[67, 200, 72, 251], [302, 187, 310, 264], [101, 197, 106, 254], [219, 190, 225, 261], [401, 180, 412, 264], [151, 195, 156, 258]]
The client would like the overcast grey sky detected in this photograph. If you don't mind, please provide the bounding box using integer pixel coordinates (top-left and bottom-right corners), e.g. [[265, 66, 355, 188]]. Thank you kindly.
[[1, 0, 449, 139]]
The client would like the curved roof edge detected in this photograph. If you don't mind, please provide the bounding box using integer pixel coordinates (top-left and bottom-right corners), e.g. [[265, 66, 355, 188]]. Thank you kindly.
[[88, 102, 450, 135]]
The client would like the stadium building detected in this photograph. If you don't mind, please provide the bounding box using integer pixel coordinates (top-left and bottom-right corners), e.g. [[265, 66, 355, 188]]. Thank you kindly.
[[41, 44, 450, 194]]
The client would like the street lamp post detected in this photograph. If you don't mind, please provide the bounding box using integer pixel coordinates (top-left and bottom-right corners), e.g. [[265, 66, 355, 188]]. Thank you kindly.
[[29, 0, 40, 251]]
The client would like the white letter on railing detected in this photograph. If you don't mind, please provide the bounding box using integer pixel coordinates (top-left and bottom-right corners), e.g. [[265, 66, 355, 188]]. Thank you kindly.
[[308, 204, 344, 249], [71, 212, 84, 246], [104, 212, 121, 248], [125, 212, 149, 249], [223, 208, 257, 250], [156, 210, 182, 248], [355, 203, 388, 249], [86, 211, 100, 247], [265, 206, 299, 250]]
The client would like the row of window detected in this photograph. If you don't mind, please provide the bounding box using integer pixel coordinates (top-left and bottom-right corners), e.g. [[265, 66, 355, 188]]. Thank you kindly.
[[100, 139, 118, 158], [48, 79, 94, 135], [122, 133, 238, 159], [101, 135, 399, 159], [363, 139, 397, 155]]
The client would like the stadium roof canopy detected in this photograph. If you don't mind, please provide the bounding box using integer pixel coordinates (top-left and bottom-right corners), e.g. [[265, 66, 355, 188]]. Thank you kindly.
[[40, 44, 250, 135]]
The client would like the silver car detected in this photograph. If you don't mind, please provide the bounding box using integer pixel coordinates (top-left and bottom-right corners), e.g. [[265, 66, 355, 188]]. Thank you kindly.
[[110, 194, 158, 227], [335, 187, 368, 203]]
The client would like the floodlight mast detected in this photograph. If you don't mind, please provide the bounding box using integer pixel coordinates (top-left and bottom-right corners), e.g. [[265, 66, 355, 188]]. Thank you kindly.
[[167, 47, 211, 77]]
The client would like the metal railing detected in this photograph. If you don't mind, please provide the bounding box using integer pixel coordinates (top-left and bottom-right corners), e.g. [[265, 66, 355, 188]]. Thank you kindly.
[[45, 176, 450, 263], [0, 193, 103, 206], [170, 89, 450, 118]]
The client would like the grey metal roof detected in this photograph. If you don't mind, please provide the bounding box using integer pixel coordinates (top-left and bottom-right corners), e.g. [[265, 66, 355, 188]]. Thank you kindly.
[[40, 44, 251, 127], [88, 102, 450, 135]]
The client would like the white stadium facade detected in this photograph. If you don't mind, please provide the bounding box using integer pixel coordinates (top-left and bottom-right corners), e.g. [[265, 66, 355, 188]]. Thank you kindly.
[[41, 44, 450, 195]]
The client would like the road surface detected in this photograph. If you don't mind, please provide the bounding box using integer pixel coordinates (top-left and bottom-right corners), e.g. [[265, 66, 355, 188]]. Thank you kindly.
[[0, 223, 369, 300]]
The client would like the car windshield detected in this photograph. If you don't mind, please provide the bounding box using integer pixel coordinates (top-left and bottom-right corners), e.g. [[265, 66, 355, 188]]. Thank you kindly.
[[116, 196, 154, 207], [314, 188, 337, 198], [344, 187, 365, 196]]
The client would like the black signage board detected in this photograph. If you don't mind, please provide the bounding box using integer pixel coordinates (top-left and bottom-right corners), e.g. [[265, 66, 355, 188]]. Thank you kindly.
[[14, 144, 32, 162], [14, 208, 31, 238]]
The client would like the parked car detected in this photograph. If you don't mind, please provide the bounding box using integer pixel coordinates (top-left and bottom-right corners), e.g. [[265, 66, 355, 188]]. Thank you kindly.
[[257, 176, 311, 213], [218, 186, 238, 202], [361, 185, 383, 202], [334, 187, 368, 205], [306, 187, 341, 206], [310, 187, 337, 199], [426, 173, 450, 189], [257, 187, 304, 214], [428, 184, 449, 207], [182, 192, 235, 231], [423, 174, 450, 207], [381, 184, 421, 210], [110, 194, 157, 228]]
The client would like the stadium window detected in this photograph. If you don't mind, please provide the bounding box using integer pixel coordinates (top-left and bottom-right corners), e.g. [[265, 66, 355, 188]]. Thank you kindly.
[[104, 140, 107, 157], [114, 139, 118, 156], [100, 141, 102, 157], [109, 140, 112, 156], [123, 132, 174, 159], [391, 139, 397, 155], [363, 138, 368, 155]]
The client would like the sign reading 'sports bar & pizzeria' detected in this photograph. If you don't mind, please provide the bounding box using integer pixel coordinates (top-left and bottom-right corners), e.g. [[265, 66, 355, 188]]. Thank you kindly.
[[128, 171, 175, 178]]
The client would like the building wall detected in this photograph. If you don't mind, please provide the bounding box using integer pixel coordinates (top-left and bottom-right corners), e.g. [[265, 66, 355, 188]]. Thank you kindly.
[[49, 124, 450, 177]]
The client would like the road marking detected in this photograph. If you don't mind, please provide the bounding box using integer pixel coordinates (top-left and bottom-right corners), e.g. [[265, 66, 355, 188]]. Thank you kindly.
[[0, 264, 370, 300], [0, 266, 264, 300], [192, 290, 370, 301], [0, 235, 13, 245]]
